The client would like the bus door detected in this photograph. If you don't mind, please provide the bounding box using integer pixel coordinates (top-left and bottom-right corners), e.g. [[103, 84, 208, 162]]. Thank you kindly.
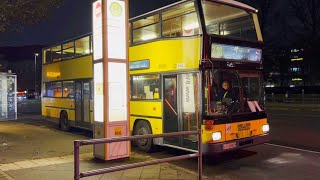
[[163, 75, 179, 146], [75, 80, 91, 129], [163, 73, 199, 150]]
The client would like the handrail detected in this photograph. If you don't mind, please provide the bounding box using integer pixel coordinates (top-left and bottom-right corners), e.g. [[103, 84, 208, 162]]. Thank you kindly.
[[74, 130, 202, 180]]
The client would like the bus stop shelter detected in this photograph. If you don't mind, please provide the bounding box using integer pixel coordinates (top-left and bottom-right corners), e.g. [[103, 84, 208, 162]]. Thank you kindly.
[[0, 73, 17, 121]]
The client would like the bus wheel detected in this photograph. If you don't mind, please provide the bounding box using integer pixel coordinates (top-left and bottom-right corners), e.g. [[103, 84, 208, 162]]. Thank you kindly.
[[60, 111, 70, 131], [134, 121, 154, 152]]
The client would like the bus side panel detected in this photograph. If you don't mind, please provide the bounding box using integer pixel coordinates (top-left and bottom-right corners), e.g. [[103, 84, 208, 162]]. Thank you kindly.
[[129, 101, 163, 135], [129, 37, 201, 74], [130, 117, 163, 135], [42, 55, 92, 82], [42, 97, 76, 121]]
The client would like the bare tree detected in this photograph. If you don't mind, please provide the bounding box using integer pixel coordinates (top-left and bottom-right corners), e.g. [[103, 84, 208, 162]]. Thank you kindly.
[[289, 0, 320, 47], [0, 0, 63, 32]]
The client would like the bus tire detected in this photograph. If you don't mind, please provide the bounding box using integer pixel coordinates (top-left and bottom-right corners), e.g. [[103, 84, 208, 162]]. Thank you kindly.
[[134, 121, 154, 153], [60, 111, 70, 132]]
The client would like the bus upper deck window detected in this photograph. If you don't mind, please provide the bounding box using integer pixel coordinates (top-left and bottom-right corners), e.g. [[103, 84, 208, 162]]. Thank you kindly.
[[51, 45, 62, 62], [75, 36, 90, 56], [44, 49, 52, 64]]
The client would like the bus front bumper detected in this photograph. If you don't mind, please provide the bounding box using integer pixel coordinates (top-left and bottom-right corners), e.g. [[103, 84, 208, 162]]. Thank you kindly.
[[203, 134, 270, 154]]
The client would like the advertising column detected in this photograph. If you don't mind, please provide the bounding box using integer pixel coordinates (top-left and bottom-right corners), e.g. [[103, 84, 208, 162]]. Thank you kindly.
[[92, 0, 129, 161]]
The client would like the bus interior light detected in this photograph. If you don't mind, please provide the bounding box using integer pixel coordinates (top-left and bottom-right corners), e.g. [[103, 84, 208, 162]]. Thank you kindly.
[[141, 34, 157, 41], [184, 22, 199, 30], [212, 132, 222, 141], [262, 124, 270, 133]]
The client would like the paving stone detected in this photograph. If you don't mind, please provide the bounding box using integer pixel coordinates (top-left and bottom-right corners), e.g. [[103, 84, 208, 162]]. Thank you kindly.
[[140, 173, 159, 179], [0, 164, 20, 172], [13, 161, 38, 169]]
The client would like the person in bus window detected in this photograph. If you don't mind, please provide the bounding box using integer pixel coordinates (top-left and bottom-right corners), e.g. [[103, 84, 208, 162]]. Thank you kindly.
[[217, 80, 239, 103]]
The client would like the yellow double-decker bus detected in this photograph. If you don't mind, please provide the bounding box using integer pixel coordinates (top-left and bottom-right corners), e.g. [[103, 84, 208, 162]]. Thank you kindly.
[[42, 34, 93, 131], [42, 0, 270, 154], [129, 0, 269, 153]]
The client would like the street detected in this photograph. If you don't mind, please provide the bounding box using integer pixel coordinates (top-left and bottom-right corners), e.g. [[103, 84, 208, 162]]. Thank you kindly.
[[0, 101, 319, 179]]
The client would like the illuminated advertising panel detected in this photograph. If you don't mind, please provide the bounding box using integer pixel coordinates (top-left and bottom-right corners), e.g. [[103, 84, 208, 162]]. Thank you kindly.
[[94, 63, 104, 122], [107, 0, 126, 59], [108, 62, 127, 122], [211, 43, 262, 62], [93, 0, 103, 60], [129, 60, 150, 70]]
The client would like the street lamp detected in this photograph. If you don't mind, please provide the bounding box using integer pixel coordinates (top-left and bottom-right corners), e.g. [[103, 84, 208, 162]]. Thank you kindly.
[[34, 53, 39, 97]]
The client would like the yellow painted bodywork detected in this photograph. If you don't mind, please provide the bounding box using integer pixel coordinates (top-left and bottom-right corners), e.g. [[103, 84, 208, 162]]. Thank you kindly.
[[129, 37, 201, 74], [42, 55, 92, 82], [202, 118, 268, 143], [129, 101, 163, 135], [42, 97, 75, 121], [129, 37, 201, 135], [42, 55, 92, 123]]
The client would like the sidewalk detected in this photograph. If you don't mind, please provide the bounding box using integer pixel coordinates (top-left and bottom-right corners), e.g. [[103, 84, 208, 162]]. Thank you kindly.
[[0, 152, 202, 180]]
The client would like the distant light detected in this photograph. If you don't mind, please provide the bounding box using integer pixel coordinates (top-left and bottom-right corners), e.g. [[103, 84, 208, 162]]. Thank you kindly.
[[290, 85, 295, 87], [35, 53, 39, 56], [266, 85, 275, 88], [291, 58, 303, 61], [24, 91, 27, 93], [292, 78, 303, 81]]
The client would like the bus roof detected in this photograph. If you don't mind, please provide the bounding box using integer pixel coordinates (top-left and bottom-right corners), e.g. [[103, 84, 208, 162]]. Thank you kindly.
[[212, 0, 257, 13], [130, 0, 257, 21]]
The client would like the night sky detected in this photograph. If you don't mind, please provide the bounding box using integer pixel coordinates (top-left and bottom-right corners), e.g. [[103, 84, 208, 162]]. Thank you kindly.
[[0, 0, 291, 47], [0, 0, 178, 47]]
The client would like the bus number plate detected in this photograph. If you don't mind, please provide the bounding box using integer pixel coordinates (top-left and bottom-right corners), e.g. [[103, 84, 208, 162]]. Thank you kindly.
[[223, 142, 237, 150]]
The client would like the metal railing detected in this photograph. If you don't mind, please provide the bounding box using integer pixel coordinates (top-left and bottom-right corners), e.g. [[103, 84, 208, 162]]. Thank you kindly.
[[74, 130, 202, 180]]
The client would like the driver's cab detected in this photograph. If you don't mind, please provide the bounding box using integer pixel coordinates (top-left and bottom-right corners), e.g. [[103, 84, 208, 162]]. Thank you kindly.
[[203, 68, 264, 117]]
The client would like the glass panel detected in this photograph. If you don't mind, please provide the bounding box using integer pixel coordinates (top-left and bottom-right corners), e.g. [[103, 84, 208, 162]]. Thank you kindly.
[[63, 81, 74, 98], [202, 1, 258, 41], [47, 82, 62, 97], [131, 75, 161, 100], [62, 41, 75, 59], [204, 69, 263, 116], [44, 49, 52, 64], [51, 45, 62, 62], [180, 73, 199, 149], [75, 36, 90, 56], [162, 12, 199, 37], [0, 75, 17, 120], [162, 2, 195, 20], [133, 14, 159, 29], [75, 82, 82, 122], [133, 23, 160, 44], [163, 76, 179, 145], [83, 82, 90, 123]]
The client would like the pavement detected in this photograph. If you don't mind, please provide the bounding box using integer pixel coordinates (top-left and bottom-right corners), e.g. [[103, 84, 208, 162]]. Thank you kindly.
[[0, 152, 202, 180], [0, 116, 204, 180]]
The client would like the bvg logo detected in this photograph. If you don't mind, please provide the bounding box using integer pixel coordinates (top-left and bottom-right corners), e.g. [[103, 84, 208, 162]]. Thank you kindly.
[[110, 2, 123, 17]]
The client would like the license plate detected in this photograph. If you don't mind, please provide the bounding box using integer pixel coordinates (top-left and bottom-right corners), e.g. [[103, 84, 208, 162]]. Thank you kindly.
[[223, 142, 237, 150], [238, 130, 251, 138]]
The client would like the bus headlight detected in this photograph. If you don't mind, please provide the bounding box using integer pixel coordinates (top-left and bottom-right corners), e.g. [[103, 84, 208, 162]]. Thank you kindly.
[[262, 124, 270, 133], [212, 132, 222, 141]]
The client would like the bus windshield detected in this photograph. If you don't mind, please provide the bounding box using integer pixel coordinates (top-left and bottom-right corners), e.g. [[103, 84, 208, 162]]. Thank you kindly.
[[204, 69, 264, 116], [202, 1, 258, 41]]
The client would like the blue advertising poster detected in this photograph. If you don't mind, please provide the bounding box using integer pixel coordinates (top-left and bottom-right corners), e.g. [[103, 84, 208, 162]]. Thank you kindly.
[[130, 60, 150, 70]]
